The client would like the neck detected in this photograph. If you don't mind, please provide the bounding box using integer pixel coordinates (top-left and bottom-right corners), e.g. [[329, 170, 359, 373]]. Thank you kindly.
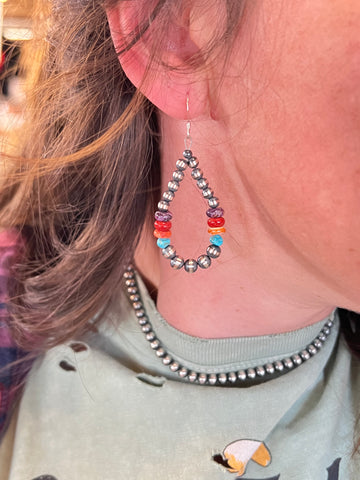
[[136, 115, 337, 338]]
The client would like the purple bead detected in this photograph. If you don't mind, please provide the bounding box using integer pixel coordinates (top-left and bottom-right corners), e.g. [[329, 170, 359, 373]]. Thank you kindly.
[[155, 210, 173, 222], [206, 207, 224, 218]]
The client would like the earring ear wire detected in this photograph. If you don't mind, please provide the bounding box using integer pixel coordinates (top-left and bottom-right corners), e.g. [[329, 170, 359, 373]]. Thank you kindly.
[[153, 98, 225, 273]]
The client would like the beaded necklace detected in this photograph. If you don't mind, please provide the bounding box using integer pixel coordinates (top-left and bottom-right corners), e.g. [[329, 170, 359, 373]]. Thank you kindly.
[[123, 267, 335, 386]]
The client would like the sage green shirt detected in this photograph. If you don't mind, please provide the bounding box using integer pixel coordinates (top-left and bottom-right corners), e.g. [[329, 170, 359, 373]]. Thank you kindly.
[[0, 275, 359, 479]]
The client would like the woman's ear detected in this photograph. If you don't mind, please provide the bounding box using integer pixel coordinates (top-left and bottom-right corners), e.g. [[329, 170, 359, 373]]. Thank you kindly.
[[105, 1, 210, 119]]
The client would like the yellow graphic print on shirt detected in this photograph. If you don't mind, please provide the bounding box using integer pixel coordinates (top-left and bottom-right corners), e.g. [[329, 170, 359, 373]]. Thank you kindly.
[[221, 439, 271, 477]]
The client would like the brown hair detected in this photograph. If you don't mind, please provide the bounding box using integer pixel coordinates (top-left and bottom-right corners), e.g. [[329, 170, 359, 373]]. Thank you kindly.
[[0, 0, 245, 351]]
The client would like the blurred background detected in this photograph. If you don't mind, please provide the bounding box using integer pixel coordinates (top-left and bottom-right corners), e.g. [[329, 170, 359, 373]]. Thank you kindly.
[[0, 0, 33, 136]]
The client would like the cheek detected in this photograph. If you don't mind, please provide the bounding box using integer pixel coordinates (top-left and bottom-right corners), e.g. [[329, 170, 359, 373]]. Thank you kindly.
[[257, 157, 360, 274], [269, 10, 360, 282], [245, 82, 360, 301], [227, 0, 360, 300]]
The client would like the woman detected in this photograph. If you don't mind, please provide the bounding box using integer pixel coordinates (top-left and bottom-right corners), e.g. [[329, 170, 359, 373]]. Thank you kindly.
[[0, 0, 359, 478]]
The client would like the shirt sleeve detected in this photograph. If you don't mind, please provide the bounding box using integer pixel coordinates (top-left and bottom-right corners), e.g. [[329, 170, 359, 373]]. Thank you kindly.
[[0, 230, 32, 441]]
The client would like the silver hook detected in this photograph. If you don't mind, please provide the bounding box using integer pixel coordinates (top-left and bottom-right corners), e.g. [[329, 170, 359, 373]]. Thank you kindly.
[[184, 96, 192, 150]]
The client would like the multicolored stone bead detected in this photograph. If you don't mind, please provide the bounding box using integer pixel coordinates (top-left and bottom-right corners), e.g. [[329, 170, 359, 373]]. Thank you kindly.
[[154, 220, 172, 232], [208, 226, 226, 235], [208, 217, 225, 228], [157, 238, 171, 248], [206, 207, 224, 218], [155, 211, 173, 222], [154, 230, 171, 239], [210, 234, 223, 246]]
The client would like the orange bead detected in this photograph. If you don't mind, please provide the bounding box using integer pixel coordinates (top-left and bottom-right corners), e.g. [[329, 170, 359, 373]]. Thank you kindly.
[[208, 227, 226, 235], [153, 229, 171, 239]]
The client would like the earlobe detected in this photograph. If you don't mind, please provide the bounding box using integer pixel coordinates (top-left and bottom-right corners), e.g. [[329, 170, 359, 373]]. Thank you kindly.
[[105, 2, 209, 119]]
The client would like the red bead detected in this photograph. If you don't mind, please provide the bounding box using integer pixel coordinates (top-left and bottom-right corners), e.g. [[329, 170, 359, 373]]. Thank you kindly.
[[153, 230, 171, 239], [207, 217, 225, 228], [154, 220, 172, 232]]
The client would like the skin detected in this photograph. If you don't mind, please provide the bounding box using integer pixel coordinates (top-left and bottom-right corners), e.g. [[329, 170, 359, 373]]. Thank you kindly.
[[107, 0, 360, 337]]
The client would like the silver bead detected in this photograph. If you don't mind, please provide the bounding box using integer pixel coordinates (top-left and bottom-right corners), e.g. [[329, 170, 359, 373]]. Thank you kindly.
[[292, 354, 302, 366], [318, 332, 326, 342], [170, 362, 180, 372], [188, 157, 198, 168], [162, 355, 172, 365], [218, 373, 227, 384], [127, 287, 138, 295], [135, 309, 145, 318], [150, 339, 160, 349], [198, 373, 207, 384], [138, 317, 147, 325], [206, 245, 221, 259], [168, 180, 179, 192], [170, 256, 184, 270], [191, 168, 203, 180], [202, 188, 214, 199], [208, 197, 219, 208], [158, 200, 169, 211], [247, 368, 256, 379], [129, 294, 140, 302], [188, 371, 197, 382], [146, 331, 156, 341], [228, 372, 237, 383], [274, 361, 284, 372], [283, 358, 294, 369], [308, 344, 318, 355], [265, 363, 275, 375], [256, 366, 266, 377], [162, 245, 176, 259], [208, 374, 217, 385], [197, 255, 211, 269], [173, 170, 184, 182], [183, 149, 193, 159], [123, 271, 134, 279], [322, 326, 331, 336], [125, 279, 136, 287], [141, 323, 151, 333], [178, 367, 188, 378], [156, 348, 165, 357], [197, 178, 208, 189], [237, 370, 247, 381], [176, 159, 187, 171], [300, 349, 311, 361], [184, 259, 198, 273], [132, 301, 142, 310], [162, 191, 174, 202], [314, 338, 323, 349], [326, 319, 334, 328], [125, 265, 134, 271]]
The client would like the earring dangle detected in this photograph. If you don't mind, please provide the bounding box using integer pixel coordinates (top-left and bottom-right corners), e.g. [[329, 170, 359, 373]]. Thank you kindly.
[[153, 98, 226, 273]]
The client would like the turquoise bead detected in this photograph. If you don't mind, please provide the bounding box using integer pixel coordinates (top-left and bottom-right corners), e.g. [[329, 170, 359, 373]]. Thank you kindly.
[[210, 234, 223, 246], [157, 238, 171, 248]]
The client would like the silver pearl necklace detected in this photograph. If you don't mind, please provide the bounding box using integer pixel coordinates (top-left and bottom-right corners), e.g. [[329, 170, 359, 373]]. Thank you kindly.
[[123, 267, 335, 386]]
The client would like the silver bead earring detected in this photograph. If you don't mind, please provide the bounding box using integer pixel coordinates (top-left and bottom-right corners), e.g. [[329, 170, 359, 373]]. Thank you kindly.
[[153, 98, 226, 273]]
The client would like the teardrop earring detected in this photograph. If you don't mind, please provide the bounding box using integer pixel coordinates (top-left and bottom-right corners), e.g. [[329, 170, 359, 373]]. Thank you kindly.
[[153, 98, 226, 273]]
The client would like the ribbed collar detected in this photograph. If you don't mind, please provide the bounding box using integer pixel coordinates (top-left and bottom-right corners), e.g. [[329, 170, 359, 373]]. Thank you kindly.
[[137, 274, 339, 373]]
